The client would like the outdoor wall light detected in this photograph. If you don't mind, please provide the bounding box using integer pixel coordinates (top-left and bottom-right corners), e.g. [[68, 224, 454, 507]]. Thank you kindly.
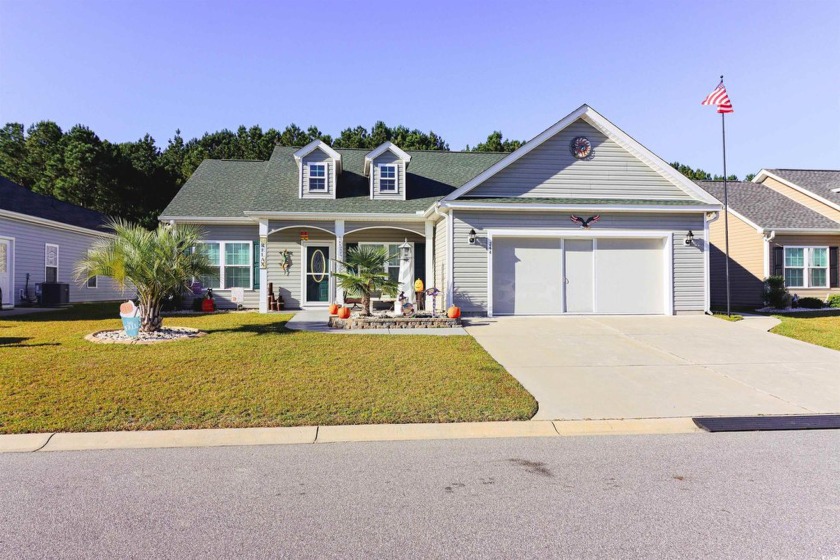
[[684, 230, 695, 245], [468, 229, 477, 245], [399, 239, 412, 261]]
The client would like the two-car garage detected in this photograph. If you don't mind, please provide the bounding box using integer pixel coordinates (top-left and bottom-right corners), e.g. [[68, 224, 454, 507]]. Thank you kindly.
[[490, 234, 669, 315]]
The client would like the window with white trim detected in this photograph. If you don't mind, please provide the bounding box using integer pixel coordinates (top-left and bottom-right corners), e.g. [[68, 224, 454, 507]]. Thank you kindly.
[[360, 242, 405, 283], [45, 243, 59, 282], [379, 164, 397, 192], [784, 246, 828, 288], [308, 163, 327, 191], [196, 242, 252, 289]]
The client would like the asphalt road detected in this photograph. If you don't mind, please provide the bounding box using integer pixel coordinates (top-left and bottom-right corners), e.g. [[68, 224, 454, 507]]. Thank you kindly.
[[1, 431, 838, 559]]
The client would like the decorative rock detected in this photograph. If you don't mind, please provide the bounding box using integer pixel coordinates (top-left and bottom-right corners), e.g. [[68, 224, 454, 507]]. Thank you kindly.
[[85, 327, 206, 344]]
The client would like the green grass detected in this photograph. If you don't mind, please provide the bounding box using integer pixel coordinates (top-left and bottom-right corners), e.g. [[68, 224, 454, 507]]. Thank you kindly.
[[770, 312, 840, 351], [0, 304, 537, 434], [712, 313, 743, 322]]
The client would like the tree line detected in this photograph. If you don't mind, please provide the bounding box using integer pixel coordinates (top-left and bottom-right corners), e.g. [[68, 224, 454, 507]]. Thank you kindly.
[[0, 121, 523, 228], [670, 161, 751, 182]]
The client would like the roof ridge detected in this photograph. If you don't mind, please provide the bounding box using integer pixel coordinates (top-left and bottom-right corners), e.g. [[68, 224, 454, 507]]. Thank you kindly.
[[771, 168, 840, 173]]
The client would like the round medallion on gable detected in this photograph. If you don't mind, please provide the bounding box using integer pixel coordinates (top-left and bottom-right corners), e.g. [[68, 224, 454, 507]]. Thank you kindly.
[[570, 136, 593, 160]]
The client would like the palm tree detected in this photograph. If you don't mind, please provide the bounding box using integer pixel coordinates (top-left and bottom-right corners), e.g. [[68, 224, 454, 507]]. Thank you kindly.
[[333, 245, 399, 316], [75, 220, 212, 332]]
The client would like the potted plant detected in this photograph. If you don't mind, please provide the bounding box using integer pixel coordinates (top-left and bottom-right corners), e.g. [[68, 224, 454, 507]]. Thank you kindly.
[[333, 245, 399, 317]]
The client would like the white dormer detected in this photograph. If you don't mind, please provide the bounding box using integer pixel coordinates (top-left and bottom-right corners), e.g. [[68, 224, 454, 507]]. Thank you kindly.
[[293, 140, 342, 199], [364, 142, 411, 200]]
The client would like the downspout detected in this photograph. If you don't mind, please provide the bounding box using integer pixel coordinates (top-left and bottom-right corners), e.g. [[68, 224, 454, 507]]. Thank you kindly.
[[762, 230, 776, 279], [704, 211, 720, 315]]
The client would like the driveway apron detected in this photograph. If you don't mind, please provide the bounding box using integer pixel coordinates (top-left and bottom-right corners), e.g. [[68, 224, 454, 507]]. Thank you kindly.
[[466, 316, 840, 420]]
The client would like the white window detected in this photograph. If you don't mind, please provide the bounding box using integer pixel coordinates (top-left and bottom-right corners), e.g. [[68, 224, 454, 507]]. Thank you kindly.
[[45, 243, 59, 282], [784, 246, 828, 288], [379, 164, 397, 192], [196, 242, 252, 290], [308, 163, 327, 191], [360, 242, 406, 284]]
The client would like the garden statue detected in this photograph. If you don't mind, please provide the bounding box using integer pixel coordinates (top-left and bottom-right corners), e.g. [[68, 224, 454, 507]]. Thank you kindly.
[[119, 300, 141, 338], [280, 250, 292, 275], [425, 287, 441, 316]]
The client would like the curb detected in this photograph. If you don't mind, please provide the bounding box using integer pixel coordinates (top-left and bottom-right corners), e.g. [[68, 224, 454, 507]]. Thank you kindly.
[[0, 418, 704, 454]]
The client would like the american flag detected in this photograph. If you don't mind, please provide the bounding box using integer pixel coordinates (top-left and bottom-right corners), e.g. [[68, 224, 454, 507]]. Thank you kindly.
[[701, 80, 734, 113]]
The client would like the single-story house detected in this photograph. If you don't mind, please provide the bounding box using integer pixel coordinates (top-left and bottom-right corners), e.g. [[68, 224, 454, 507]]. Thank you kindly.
[[160, 104, 722, 316], [0, 176, 127, 308], [696, 169, 840, 308]]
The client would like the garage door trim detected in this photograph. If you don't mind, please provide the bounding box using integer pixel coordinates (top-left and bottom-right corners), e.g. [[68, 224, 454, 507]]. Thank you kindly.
[[486, 228, 674, 317]]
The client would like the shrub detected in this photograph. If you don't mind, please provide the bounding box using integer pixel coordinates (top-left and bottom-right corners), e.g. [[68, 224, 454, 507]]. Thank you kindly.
[[796, 297, 826, 309], [828, 294, 840, 308], [763, 276, 789, 309]]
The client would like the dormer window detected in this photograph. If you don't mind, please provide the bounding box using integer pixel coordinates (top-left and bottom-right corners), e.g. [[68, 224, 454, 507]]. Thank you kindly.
[[364, 142, 412, 201], [379, 164, 397, 192], [309, 163, 327, 191]]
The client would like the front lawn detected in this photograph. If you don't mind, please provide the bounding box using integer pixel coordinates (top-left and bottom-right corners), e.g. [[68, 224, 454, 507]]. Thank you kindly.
[[0, 304, 537, 434], [770, 312, 840, 351]]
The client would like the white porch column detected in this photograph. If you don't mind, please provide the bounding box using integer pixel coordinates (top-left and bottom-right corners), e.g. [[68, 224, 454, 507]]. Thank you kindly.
[[335, 219, 345, 304], [258, 219, 269, 313], [424, 220, 434, 291]]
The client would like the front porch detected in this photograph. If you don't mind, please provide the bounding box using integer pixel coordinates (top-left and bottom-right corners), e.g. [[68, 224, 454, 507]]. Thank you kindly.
[[258, 219, 436, 313]]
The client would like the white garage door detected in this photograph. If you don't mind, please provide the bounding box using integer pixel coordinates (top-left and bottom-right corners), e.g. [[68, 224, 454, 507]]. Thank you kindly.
[[594, 238, 664, 314], [491, 236, 666, 315], [492, 237, 563, 315]]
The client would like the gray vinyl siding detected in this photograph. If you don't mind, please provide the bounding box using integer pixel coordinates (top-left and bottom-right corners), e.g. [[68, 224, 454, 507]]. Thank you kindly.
[[345, 230, 424, 244], [451, 211, 706, 314], [434, 217, 448, 308], [302, 149, 334, 199], [371, 151, 403, 200], [469, 120, 694, 201], [195, 224, 260, 309], [0, 215, 128, 305], [345, 220, 424, 236]]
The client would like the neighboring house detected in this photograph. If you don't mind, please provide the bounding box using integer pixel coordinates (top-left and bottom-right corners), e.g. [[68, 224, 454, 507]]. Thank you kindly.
[[0, 177, 127, 308], [696, 170, 840, 308], [160, 104, 721, 316]]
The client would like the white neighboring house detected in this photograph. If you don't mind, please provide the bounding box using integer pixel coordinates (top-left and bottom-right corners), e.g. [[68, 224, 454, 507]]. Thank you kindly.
[[0, 176, 128, 308]]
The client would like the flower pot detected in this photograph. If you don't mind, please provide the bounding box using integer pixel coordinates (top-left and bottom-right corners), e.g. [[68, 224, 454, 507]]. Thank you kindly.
[[201, 299, 215, 312], [447, 306, 461, 319], [337, 306, 351, 319], [328, 303, 340, 315]]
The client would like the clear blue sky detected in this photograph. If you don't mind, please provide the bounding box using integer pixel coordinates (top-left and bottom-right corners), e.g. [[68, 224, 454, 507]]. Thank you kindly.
[[1, 0, 838, 179]]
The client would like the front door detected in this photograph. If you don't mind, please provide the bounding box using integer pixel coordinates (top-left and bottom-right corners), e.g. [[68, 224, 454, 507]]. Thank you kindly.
[[0, 240, 10, 306], [304, 244, 331, 305]]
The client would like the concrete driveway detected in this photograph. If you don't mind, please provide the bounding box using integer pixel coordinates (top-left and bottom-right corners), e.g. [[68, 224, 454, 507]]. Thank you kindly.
[[466, 315, 840, 420]]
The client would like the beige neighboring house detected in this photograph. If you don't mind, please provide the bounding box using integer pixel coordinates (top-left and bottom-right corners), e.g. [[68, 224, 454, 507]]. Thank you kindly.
[[696, 169, 840, 308]]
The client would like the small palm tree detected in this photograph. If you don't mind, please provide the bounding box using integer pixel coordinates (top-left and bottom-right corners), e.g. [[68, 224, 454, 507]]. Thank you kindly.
[[75, 220, 212, 332], [333, 245, 399, 316]]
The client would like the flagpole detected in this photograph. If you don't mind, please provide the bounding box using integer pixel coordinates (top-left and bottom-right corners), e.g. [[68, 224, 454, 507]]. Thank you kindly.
[[720, 75, 731, 317]]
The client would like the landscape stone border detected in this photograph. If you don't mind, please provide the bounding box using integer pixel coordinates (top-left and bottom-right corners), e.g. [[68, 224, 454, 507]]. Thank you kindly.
[[85, 327, 207, 345], [328, 316, 460, 330]]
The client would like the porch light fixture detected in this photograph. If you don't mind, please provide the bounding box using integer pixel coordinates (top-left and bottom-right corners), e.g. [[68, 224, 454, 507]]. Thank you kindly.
[[684, 230, 695, 246], [399, 239, 412, 261], [468, 229, 477, 245]]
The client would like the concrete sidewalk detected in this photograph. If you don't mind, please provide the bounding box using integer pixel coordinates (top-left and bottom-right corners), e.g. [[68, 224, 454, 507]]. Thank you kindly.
[[0, 418, 704, 453], [286, 309, 468, 335]]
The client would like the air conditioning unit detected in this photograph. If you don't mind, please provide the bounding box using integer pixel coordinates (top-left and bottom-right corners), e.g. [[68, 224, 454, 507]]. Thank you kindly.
[[40, 283, 70, 307]]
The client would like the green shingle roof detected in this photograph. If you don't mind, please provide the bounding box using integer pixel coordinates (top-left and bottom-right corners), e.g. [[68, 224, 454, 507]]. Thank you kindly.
[[161, 146, 508, 218], [458, 197, 704, 206]]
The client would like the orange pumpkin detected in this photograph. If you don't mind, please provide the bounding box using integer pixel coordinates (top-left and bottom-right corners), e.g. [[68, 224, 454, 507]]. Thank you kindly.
[[328, 303, 340, 315], [338, 306, 351, 319], [447, 305, 461, 319]]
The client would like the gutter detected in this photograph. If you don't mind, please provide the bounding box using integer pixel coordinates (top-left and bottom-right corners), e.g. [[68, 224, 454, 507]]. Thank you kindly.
[[438, 201, 721, 213]]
